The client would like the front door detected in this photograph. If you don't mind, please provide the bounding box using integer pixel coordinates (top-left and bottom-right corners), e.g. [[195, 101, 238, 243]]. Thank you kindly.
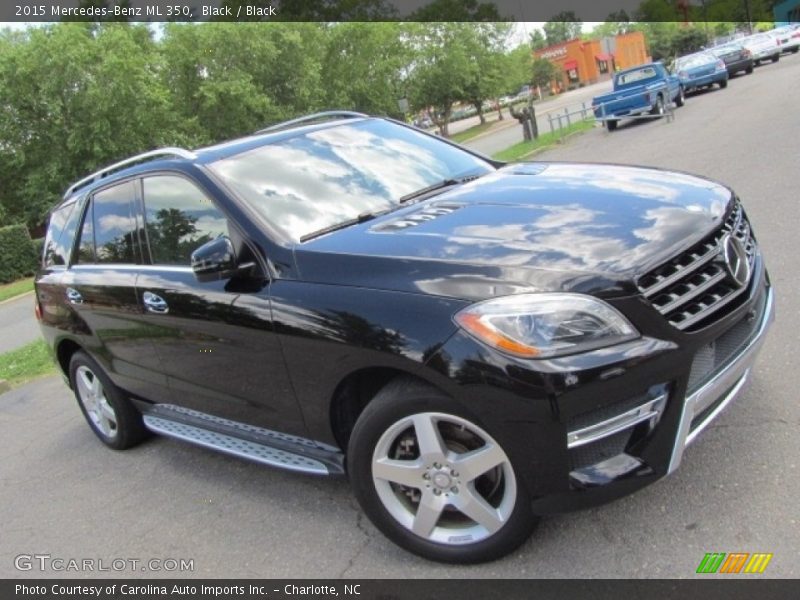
[[134, 173, 304, 434]]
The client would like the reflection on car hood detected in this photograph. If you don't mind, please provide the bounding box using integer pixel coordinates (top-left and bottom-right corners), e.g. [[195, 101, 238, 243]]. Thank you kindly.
[[294, 163, 733, 301]]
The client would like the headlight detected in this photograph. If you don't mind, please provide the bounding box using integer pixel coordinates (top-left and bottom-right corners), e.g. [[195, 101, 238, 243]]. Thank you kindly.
[[454, 293, 638, 359]]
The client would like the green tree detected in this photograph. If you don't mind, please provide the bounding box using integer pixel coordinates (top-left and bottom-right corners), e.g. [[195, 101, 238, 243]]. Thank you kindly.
[[459, 23, 513, 124], [529, 29, 547, 50], [410, 0, 503, 21], [320, 23, 410, 117], [543, 12, 583, 45], [406, 23, 474, 137], [531, 57, 557, 91], [0, 23, 173, 229]]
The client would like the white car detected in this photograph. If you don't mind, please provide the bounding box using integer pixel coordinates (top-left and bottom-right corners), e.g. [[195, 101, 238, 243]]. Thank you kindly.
[[741, 33, 781, 63], [769, 25, 800, 54]]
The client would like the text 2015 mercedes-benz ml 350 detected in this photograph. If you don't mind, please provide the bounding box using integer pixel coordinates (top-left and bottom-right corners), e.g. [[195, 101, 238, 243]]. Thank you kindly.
[[35, 112, 774, 563]]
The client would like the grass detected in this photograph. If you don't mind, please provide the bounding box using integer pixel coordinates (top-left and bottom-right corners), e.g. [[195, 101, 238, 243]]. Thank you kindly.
[[0, 339, 56, 389], [0, 277, 34, 303], [492, 118, 595, 162], [448, 121, 495, 144]]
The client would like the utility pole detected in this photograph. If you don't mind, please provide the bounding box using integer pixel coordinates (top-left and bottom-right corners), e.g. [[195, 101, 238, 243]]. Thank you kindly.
[[744, 0, 753, 35]]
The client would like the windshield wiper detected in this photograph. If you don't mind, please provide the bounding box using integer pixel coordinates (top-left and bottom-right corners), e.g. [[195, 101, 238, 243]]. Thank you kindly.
[[398, 173, 483, 204], [300, 209, 386, 243]]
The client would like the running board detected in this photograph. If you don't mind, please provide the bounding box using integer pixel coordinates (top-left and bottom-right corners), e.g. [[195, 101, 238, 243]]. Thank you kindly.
[[143, 415, 332, 475]]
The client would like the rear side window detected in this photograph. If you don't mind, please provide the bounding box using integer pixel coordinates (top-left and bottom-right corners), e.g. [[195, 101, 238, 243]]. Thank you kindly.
[[142, 175, 228, 265], [43, 201, 80, 267], [76, 181, 138, 264]]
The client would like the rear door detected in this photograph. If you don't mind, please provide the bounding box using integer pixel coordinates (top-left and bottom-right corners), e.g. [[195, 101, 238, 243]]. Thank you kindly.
[[61, 179, 168, 401], [134, 173, 303, 433]]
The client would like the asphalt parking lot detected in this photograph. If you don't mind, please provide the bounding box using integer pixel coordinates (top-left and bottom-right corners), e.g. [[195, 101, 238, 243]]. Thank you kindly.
[[1, 54, 798, 580]]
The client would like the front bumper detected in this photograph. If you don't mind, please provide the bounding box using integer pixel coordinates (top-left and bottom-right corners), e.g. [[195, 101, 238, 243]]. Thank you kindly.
[[426, 258, 774, 514], [668, 284, 774, 473]]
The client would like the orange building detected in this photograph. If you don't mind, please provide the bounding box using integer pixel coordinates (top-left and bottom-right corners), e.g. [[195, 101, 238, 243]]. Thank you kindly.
[[534, 31, 651, 93]]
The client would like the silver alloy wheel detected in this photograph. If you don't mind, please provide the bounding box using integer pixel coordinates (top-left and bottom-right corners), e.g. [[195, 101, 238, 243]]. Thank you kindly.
[[371, 412, 517, 546], [75, 365, 118, 439]]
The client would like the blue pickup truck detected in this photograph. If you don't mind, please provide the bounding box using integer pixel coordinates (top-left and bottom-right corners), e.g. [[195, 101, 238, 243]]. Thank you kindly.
[[592, 62, 685, 131]]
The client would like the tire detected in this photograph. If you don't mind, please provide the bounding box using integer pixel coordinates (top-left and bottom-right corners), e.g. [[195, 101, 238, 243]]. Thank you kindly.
[[792, 48, 799, 54], [347, 378, 537, 563], [605, 119, 618, 131], [675, 86, 685, 107], [746, 65, 754, 74], [69, 351, 148, 450], [650, 95, 665, 116], [771, 54, 780, 63], [718, 79, 728, 89]]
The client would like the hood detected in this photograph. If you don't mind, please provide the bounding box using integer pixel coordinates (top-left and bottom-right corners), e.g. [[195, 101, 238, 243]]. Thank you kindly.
[[294, 162, 733, 301]]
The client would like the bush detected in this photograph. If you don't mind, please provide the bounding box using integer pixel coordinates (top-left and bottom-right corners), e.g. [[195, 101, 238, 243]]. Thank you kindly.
[[0, 224, 39, 283]]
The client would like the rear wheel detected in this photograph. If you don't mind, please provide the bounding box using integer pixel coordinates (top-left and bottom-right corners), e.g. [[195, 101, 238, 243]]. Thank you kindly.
[[69, 351, 148, 450], [675, 86, 685, 107], [650, 95, 665, 116], [347, 379, 537, 563], [605, 119, 618, 131], [745, 64, 754, 74]]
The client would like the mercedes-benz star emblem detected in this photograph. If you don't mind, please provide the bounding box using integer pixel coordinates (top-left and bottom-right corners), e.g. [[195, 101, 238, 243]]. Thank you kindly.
[[721, 234, 751, 288]]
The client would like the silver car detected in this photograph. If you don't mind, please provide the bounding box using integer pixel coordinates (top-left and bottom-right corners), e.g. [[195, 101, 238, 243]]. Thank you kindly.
[[769, 25, 800, 54], [741, 33, 781, 64]]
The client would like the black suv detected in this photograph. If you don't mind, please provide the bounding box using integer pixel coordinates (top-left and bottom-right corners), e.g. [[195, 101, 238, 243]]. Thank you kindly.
[[35, 112, 774, 563]]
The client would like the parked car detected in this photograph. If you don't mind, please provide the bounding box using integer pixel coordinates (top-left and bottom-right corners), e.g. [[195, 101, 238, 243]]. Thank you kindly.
[[36, 111, 774, 563], [740, 32, 781, 64], [592, 62, 684, 131], [673, 52, 729, 93], [768, 25, 800, 54], [708, 42, 755, 76]]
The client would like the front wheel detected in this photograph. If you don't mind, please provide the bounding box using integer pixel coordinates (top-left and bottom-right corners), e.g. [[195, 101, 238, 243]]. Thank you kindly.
[[347, 379, 536, 563], [718, 79, 728, 89], [605, 119, 618, 131], [771, 54, 780, 63], [746, 64, 754, 74]]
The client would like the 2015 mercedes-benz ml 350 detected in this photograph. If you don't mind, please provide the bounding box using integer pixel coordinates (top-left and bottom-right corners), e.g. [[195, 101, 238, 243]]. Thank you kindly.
[[36, 112, 774, 563]]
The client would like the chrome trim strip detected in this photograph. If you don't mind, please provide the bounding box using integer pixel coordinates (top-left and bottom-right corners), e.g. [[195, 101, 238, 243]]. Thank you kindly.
[[642, 244, 720, 298], [567, 394, 666, 449], [68, 264, 193, 273], [668, 285, 774, 474]]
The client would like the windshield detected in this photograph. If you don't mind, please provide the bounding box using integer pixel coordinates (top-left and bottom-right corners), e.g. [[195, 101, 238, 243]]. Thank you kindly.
[[208, 119, 493, 242]]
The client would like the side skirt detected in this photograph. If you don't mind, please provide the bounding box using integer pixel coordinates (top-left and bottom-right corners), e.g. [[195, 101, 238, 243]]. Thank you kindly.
[[140, 403, 345, 476]]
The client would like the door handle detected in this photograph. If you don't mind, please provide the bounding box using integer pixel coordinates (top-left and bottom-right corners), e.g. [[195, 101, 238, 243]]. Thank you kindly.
[[65, 287, 83, 304], [143, 291, 169, 314]]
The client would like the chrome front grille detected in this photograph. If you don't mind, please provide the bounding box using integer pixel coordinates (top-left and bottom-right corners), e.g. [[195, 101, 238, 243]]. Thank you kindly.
[[637, 201, 756, 331]]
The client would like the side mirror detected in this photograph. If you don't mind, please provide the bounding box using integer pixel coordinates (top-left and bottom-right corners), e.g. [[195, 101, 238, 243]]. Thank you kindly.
[[191, 236, 239, 282]]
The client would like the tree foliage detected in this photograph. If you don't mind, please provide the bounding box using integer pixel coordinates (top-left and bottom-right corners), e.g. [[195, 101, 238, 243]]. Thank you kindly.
[[543, 12, 583, 45]]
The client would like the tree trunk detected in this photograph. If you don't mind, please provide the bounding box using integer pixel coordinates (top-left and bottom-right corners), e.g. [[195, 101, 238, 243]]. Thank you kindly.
[[473, 102, 485, 125], [496, 99, 504, 120]]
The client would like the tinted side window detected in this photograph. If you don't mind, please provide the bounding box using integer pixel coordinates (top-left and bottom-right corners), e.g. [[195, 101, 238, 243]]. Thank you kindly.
[[92, 182, 137, 264], [76, 199, 95, 264], [142, 175, 228, 265], [43, 201, 79, 267]]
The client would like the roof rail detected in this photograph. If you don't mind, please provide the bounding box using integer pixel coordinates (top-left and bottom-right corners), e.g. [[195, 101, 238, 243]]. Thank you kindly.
[[255, 111, 368, 135], [63, 147, 197, 199]]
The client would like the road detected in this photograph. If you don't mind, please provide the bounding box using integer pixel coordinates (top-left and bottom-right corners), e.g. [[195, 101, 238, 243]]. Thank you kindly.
[[464, 79, 613, 156], [1, 56, 799, 579], [0, 293, 39, 354]]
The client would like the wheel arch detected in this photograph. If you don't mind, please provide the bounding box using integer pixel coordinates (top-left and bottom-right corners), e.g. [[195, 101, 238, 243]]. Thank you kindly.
[[56, 338, 84, 384], [328, 366, 451, 451]]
